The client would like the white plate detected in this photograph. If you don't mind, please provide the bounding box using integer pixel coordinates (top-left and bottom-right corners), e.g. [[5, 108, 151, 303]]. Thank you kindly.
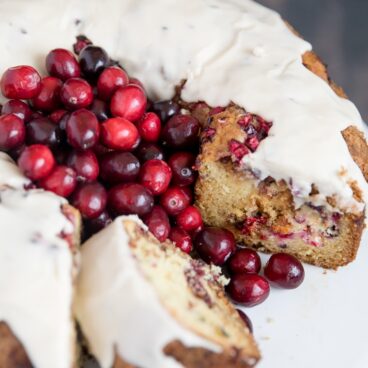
[[242, 230, 368, 368]]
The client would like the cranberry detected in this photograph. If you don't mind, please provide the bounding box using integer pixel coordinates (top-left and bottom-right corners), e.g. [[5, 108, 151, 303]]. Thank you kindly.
[[49, 109, 67, 123], [66, 109, 100, 150], [135, 142, 165, 162], [176, 206, 203, 232], [101, 117, 139, 151], [97, 66, 129, 100], [108, 183, 154, 216], [137, 112, 161, 142], [1, 100, 31, 122], [46, 49, 81, 81], [161, 114, 200, 149], [168, 152, 196, 186], [1, 65, 41, 99], [100, 152, 140, 184], [139, 159, 172, 195], [38, 165, 77, 197], [110, 85, 147, 122], [194, 227, 236, 266], [60, 78, 93, 110], [226, 273, 270, 307], [89, 99, 110, 122], [79, 45, 109, 79], [143, 205, 170, 242], [72, 182, 107, 219], [264, 253, 305, 289], [84, 210, 112, 238], [169, 227, 192, 254], [0, 114, 25, 151], [228, 249, 262, 275], [32, 76, 62, 112], [151, 100, 180, 123], [160, 186, 191, 216], [18, 144, 55, 180], [58, 112, 70, 130], [26, 117, 62, 148], [73, 35, 92, 55], [66, 150, 99, 182], [8, 144, 26, 161], [237, 309, 253, 333]]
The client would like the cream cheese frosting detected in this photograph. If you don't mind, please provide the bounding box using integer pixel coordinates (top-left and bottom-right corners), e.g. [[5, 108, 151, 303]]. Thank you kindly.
[[0, 152, 30, 189], [75, 216, 219, 368]]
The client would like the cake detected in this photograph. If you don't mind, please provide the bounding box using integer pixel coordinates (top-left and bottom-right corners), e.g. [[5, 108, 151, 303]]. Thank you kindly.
[[75, 216, 259, 368]]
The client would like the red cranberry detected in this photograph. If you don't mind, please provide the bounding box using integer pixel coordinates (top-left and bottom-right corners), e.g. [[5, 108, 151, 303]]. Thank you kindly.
[[66, 109, 100, 150], [1, 65, 41, 99], [38, 165, 77, 197], [194, 227, 236, 266], [18, 144, 55, 180], [26, 117, 62, 148], [108, 183, 154, 216], [139, 159, 172, 195], [73, 35, 92, 55], [160, 186, 191, 216], [264, 253, 305, 289], [1, 100, 31, 122], [0, 114, 25, 151], [110, 85, 147, 122], [237, 309, 253, 333], [49, 109, 67, 123], [176, 206, 203, 232], [226, 273, 270, 307], [137, 112, 161, 142], [46, 49, 81, 81], [161, 114, 200, 149], [135, 142, 165, 162], [84, 210, 112, 237], [100, 152, 140, 184], [143, 205, 170, 242], [97, 66, 129, 100], [228, 249, 262, 275], [129, 77, 144, 89], [79, 45, 109, 79], [60, 78, 93, 110], [151, 100, 180, 123], [169, 227, 192, 254], [32, 76, 62, 112], [168, 152, 196, 186], [66, 150, 99, 182], [72, 182, 107, 219], [101, 117, 139, 151], [89, 99, 110, 122]]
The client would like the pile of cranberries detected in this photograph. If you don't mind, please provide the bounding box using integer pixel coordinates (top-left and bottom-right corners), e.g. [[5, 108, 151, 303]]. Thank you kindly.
[[0, 37, 305, 330]]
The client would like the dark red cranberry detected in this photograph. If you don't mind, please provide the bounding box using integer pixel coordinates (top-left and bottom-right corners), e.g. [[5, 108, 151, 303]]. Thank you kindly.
[[79, 45, 109, 79], [135, 142, 165, 162], [101, 117, 140, 151], [137, 112, 161, 142], [1, 100, 31, 122], [46, 49, 81, 81], [73, 35, 92, 55], [108, 183, 154, 216], [26, 117, 62, 148], [176, 206, 203, 233], [66, 109, 100, 150], [8, 144, 26, 161], [110, 85, 147, 122], [18, 144, 55, 180], [160, 186, 191, 216], [151, 100, 180, 123], [264, 253, 305, 289], [72, 182, 107, 219], [100, 152, 140, 184], [84, 210, 112, 237], [0, 65, 41, 99], [226, 273, 270, 307], [66, 150, 99, 182], [169, 227, 192, 254], [38, 165, 77, 197], [143, 205, 170, 242], [32, 76, 62, 112], [139, 159, 172, 195], [237, 309, 253, 333], [49, 109, 67, 123], [168, 152, 196, 186], [228, 249, 262, 275], [97, 66, 129, 100], [53, 146, 69, 165], [129, 77, 144, 90], [161, 114, 200, 149], [93, 142, 113, 157], [89, 99, 110, 122], [0, 114, 25, 151], [60, 78, 93, 110], [194, 227, 236, 266]]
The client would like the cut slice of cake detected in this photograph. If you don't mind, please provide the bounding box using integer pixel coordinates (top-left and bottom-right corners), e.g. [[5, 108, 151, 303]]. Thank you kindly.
[[75, 216, 259, 368]]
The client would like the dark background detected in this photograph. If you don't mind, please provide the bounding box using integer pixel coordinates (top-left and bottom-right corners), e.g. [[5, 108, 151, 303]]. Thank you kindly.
[[258, 0, 368, 121]]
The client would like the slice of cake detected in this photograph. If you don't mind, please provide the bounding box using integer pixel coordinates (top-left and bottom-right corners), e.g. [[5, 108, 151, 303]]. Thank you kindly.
[[75, 216, 259, 368]]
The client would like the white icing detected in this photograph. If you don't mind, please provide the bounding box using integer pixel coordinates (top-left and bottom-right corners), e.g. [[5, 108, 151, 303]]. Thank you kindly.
[[0, 152, 30, 189], [75, 216, 219, 368]]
